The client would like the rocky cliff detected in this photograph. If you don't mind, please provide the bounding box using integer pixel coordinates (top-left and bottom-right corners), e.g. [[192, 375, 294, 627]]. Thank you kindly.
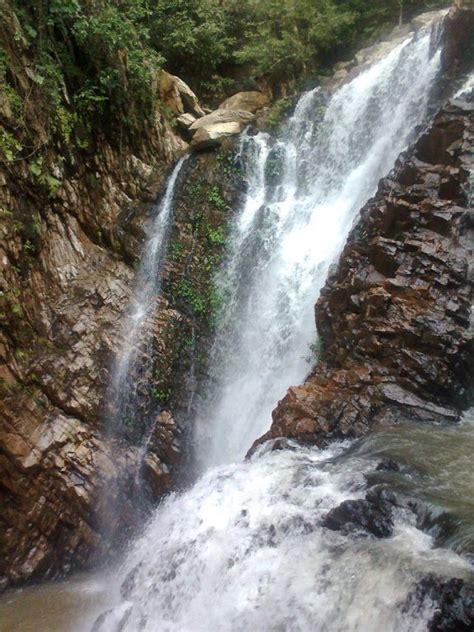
[[0, 42, 246, 589], [256, 91, 473, 450], [1, 0, 473, 594]]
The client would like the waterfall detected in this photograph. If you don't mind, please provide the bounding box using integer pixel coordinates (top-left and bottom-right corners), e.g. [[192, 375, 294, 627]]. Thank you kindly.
[[109, 156, 187, 445], [193, 27, 442, 471], [86, 17, 474, 632]]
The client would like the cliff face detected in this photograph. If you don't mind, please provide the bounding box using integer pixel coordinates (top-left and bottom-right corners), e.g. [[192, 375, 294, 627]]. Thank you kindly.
[[257, 93, 473, 450], [0, 47, 243, 588], [1, 1, 472, 592]]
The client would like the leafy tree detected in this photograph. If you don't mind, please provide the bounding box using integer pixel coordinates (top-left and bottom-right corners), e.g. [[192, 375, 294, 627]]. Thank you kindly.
[[227, 0, 356, 92], [149, 0, 234, 94]]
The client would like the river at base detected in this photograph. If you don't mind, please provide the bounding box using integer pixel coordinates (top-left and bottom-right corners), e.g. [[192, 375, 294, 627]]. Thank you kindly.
[[0, 570, 117, 632], [1, 411, 473, 632]]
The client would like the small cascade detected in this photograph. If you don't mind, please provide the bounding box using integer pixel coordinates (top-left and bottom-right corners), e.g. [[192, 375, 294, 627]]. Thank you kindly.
[[109, 156, 187, 446], [194, 25, 443, 471]]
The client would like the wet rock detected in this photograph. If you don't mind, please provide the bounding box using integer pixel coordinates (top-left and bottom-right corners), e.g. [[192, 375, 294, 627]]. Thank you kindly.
[[253, 81, 474, 453], [405, 576, 474, 632], [270, 438, 299, 452], [376, 458, 401, 472], [411, 502, 461, 548], [322, 490, 395, 538]]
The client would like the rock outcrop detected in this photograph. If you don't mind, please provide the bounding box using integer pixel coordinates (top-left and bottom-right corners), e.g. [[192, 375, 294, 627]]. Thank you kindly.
[[254, 92, 473, 450], [0, 57, 243, 589], [218, 91, 269, 113], [158, 70, 205, 118]]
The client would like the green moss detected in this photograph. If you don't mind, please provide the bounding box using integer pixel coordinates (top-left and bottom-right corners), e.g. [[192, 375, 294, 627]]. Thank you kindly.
[[207, 185, 229, 211], [169, 241, 184, 261], [207, 227, 225, 246], [216, 150, 240, 176], [150, 385, 172, 403], [176, 278, 206, 315]]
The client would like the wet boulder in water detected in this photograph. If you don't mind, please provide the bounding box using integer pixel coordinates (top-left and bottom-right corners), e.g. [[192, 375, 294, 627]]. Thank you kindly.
[[322, 488, 396, 538], [405, 576, 474, 632], [376, 458, 401, 472]]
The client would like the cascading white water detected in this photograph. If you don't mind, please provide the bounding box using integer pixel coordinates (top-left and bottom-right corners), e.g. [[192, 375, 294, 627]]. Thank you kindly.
[[85, 18, 474, 632], [193, 26, 443, 470], [89, 438, 472, 632], [109, 156, 187, 442]]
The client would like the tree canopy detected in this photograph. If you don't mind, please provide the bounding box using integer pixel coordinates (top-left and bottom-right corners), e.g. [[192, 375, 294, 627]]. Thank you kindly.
[[0, 0, 449, 163]]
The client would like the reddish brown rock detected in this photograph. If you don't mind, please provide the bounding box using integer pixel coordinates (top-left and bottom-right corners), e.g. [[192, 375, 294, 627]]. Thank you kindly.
[[254, 96, 473, 452]]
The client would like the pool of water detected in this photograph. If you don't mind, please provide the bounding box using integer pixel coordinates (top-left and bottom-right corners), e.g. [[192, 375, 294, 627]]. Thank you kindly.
[[1, 412, 473, 632], [0, 571, 116, 632]]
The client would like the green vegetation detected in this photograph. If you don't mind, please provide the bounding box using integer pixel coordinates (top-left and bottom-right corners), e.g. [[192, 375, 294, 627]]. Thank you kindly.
[[150, 385, 172, 403], [0, 0, 163, 160], [169, 241, 185, 261], [207, 185, 229, 211], [176, 278, 206, 315], [143, 0, 449, 98], [0, 0, 449, 169]]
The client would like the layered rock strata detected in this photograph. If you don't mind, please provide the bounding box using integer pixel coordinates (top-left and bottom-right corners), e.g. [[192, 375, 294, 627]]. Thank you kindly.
[[0, 79, 242, 588], [256, 93, 473, 449]]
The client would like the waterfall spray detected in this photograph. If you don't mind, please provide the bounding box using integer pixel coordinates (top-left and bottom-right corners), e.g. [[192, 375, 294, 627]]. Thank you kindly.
[[87, 17, 473, 632]]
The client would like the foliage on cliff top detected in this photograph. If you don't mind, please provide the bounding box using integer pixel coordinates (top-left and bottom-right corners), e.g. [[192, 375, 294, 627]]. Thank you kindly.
[[0, 0, 450, 170], [150, 0, 450, 98], [0, 0, 163, 162]]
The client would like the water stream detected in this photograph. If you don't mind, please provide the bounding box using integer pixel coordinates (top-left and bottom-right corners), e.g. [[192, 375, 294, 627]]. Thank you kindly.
[[193, 24, 443, 471], [80, 18, 474, 632], [1, 16, 473, 632], [109, 156, 187, 445]]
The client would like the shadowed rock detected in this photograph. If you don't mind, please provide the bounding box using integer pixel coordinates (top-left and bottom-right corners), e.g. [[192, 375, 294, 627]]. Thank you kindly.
[[252, 89, 474, 454]]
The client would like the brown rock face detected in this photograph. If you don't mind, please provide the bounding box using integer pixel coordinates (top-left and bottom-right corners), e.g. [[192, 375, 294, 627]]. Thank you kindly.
[[0, 61, 242, 590], [254, 95, 473, 451]]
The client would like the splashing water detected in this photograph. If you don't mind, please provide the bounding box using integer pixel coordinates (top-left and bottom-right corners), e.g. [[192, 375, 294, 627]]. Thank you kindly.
[[90, 441, 472, 632], [194, 27, 443, 471], [109, 156, 187, 443], [86, 17, 474, 632]]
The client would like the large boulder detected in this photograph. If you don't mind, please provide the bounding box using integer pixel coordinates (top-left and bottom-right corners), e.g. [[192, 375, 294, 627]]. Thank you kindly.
[[219, 91, 269, 113], [189, 109, 255, 149], [189, 108, 255, 131], [191, 122, 242, 150], [158, 71, 205, 118]]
